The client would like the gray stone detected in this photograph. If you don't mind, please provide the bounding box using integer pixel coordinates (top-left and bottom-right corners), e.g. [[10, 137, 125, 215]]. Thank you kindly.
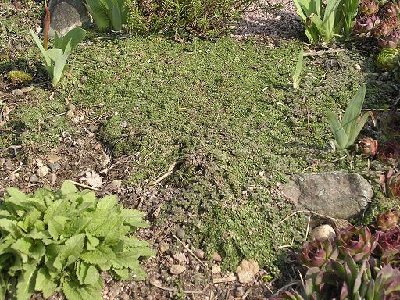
[[281, 172, 373, 219], [48, 0, 89, 37]]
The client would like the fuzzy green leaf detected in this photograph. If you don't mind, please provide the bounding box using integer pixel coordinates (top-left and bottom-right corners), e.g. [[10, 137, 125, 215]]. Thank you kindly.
[[16, 260, 37, 300], [34, 268, 57, 298], [61, 180, 78, 195], [62, 277, 103, 300], [292, 49, 304, 89]]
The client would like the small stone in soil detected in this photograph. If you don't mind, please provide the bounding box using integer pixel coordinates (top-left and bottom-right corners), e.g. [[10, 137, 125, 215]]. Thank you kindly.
[[212, 265, 221, 274], [48, 162, 60, 172], [37, 165, 50, 178], [29, 174, 39, 183], [159, 242, 169, 253], [194, 248, 205, 259], [176, 227, 185, 239], [170, 264, 186, 275], [212, 252, 222, 262], [172, 252, 187, 264]]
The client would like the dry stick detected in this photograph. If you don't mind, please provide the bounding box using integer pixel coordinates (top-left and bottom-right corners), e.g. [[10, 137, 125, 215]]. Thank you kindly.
[[212, 275, 236, 284], [242, 287, 252, 300], [150, 161, 178, 186], [304, 215, 311, 242], [172, 234, 207, 267], [150, 280, 203, 295], [303, 49, 345, 57], [68, 180, 99, 191], [277, 210, 337, 226]]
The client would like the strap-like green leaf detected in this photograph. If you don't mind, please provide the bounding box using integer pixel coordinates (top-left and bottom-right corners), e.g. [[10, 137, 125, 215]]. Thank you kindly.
[[29, 30, 51, 66], [342, 84, 366, 134], [326, 111, 348, 149], [346, 111, 370, 147], [86, 0, 111, 31]]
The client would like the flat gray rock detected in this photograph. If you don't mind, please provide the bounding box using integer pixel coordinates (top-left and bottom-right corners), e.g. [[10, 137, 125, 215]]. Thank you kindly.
[[281, 172, 373, 219], [48, 0, 89, 37]]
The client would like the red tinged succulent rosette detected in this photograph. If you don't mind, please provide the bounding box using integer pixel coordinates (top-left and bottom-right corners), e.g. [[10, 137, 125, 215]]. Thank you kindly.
[[300, 239, 338, 268], [337, 226, 378, 262]]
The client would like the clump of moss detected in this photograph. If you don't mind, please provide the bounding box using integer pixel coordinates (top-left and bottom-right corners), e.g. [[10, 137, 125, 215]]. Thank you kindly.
[[99, 115, 141, 157], [7, 70, 33, 84]]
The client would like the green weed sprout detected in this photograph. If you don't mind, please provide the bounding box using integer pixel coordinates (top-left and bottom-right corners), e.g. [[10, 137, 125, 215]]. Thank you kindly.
[[86, 0, 128, 31], [292, 49, 304, 89], [30, 27, 86, 86], [326, 84, 371, 150]]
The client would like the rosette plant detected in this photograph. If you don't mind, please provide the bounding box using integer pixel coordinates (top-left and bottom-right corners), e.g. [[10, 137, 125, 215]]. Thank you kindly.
[[337, 226, 378, 261], [300, 239, 338, 267]]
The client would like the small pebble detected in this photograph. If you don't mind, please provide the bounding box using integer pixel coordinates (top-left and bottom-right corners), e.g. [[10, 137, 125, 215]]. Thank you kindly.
[[12, 89, 23, 96], [310, 224, 336, 241], [212, 252, 222, 262], [212, 265, 221, 274], [29, 174, 38, 183], [194, 248, 205, 259], [159, 242, 169, 253], [48, 162, 60, 172], [176, 227, 185, 239], [37, 165, 49, 178], [170, 264, 186, 275]]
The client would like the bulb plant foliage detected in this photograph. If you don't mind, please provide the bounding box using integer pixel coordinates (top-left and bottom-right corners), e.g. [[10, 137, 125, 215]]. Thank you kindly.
[[293, 0, 359, 44], [273, 211, 400, 299], [86, 0, 129, 31], [0, 181, 153, 300], [30, 27, 86, 86], [326, 84, 371, 150]]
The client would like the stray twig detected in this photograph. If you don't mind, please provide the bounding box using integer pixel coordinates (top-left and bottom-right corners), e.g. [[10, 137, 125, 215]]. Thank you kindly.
[[304, 215, 311, 241], [150, 161, 178, 186], [68, 180, 99, 191], [172, 234, 206, 267], [277, 210, 337, 226], [150, 280, 203, 294], [273, 281, 301, 296], [242, 287, 252, 299], [303, 49, 345, 57], [213, 275, 236, 284]]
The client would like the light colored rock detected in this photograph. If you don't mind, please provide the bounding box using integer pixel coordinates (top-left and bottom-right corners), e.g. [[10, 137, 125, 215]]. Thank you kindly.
[[170, 264, 186, 275], [212, 252, 222, 262], [37, 165, 50, 178], [212, 265, 221, 274], [48, 0, 89, 37], [281, 172, 373, 219], [236, 259, 259, 284], [172, 252, 187, 264], [310, 224, 336, 241], [159, 242, 169, 253]]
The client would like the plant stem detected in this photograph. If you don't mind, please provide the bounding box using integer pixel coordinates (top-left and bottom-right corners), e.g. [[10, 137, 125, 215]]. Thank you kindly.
[[43, 1, 50, 50]]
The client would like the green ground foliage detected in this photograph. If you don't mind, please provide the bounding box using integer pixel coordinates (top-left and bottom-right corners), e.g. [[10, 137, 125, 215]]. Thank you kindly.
[[1, 4, 398, 277]]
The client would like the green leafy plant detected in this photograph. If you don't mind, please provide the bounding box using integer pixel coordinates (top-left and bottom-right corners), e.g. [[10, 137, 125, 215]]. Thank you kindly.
[[0, 181, 153, 300], [127, 0, 256, 38], [30, 27, 86, 86], [326, 84, 371, 150], [293, 0, 359, 43], [292, 49, 304, 89], [86, 0, 129, 31]]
